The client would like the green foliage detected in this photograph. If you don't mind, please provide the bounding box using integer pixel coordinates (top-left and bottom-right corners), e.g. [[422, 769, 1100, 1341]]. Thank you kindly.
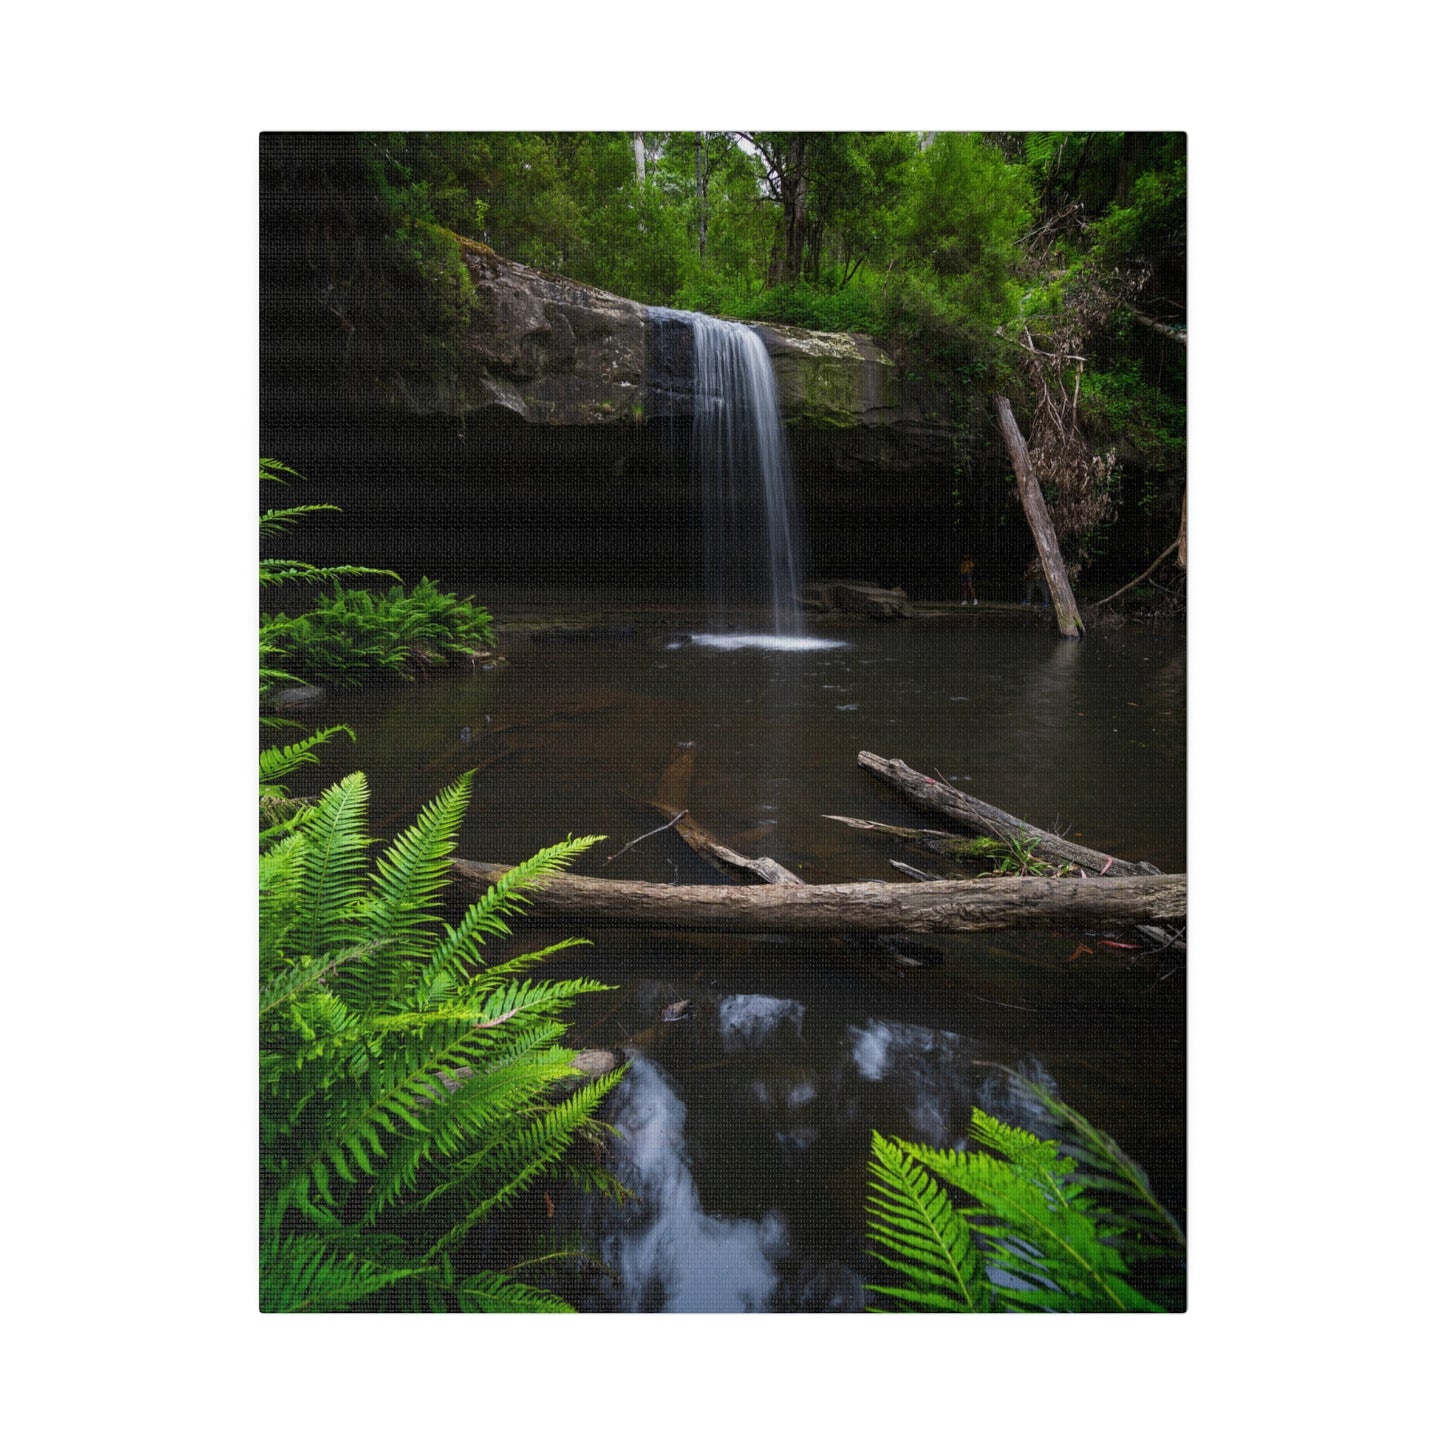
[[973, 831, 1056, 877], [1078, 358, 1187, 479], [258, 723, 355, 841], [260, 766, 625, 1312], [262, 577, 496, 688], [867, 1083, 1185, 1312], [258, 459, 403, 716], [1092, 157, 1187, 273]]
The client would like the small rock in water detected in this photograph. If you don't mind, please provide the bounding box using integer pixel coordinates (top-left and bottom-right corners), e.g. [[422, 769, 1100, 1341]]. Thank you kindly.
[[459, 725, 472, 743], [660, 1000, 692, 1023]]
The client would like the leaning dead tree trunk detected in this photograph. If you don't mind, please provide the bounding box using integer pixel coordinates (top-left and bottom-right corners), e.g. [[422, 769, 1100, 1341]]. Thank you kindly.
[[994, 394, 1084, 639], [857, 751, 1160, 877], [451, 859, 1185, 934]]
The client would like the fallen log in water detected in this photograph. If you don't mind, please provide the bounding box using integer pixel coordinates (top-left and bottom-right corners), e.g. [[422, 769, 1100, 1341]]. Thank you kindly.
[[823, 814, 990, 864], [450, 858, 1186, 934], [856, 751, 1160, 878], [641, 742, 805, 885], [642, 745, 928, 969]]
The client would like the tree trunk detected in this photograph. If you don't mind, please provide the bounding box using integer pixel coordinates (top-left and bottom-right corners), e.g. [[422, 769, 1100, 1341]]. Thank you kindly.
[[1177, 488, 1187, 570], [696, 132, 708, 260], [856, 751, 1160, 877], [451, 859, 1186, 934], [993, 393, 1084, 638], [778, 133, 810, 285], [632, 132, 646, 186]]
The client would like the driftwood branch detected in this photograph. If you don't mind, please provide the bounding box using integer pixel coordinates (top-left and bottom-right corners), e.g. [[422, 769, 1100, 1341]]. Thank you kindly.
[[822, 814, 990, 865], [1090, 539, 1181, 610], [451, 859, 1186, 934], [857, 751, 1160, 878], [603, 811, 686, 867], [1126, 305, 1186, 347]]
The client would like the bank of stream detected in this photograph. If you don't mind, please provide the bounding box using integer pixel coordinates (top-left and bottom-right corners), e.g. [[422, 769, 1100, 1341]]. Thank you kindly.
[[295, 599, 1186, 1312]]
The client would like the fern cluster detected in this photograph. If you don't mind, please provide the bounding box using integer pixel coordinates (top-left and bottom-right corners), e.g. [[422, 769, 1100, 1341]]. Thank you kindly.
[[262, 577, 497, 689], [867, 1084, 1184, 1312], [259, 459, 400, 710], [260, 765, 625, 1312]]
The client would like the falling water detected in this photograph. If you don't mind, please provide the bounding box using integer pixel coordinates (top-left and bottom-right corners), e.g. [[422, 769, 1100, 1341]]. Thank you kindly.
[[650, 308, 810, 639]]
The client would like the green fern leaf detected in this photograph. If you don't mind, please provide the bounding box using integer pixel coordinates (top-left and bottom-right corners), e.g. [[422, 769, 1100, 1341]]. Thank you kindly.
[[291, 773, 374, 961], [352, 772, 475, 1007], [260, 1233, 422, 1313], [259, 503, 341, 538], [866, 1132, 989, 1311], [455, 1270, 573, 1313], [258, 724, 354, 790]]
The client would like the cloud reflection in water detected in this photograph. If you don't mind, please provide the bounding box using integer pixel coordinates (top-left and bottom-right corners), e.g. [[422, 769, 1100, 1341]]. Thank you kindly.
[[599, 1057, 788, 1312]]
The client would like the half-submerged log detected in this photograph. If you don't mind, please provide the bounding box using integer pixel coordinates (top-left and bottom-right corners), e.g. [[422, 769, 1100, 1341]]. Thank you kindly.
[[644, 742, 804, 885], [856, 751, 1160, 878], [822, 814, 995, 863], [994, 393, 1083, 638], [450, 859, 1185, 934]]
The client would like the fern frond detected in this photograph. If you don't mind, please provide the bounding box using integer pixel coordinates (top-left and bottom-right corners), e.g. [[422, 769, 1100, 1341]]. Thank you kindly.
[[412, 836, 601, 1003], [259, 945, 383, 1017], [349, 773, 474, 1008], [259, 724, 354, 790], [447, 835, 603, 944], [292, 773, 374, 961], [421, 1070, 624, 1259], [260, 457, 304, 486], [1028, 1085, 1186, 1247], [275, 1009, 560, 1213], [259, 503, 341, 538], [260, 560, 401, 589], [260, 1233, 422, 1313], [455, 1270, 573, 1313], [866, 1132, 989, 1311], [417, 935, 590, 1008]]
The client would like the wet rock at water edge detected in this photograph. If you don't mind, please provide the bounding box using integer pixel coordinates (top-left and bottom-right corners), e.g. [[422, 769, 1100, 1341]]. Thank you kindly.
[[802, 580, 916, 620], [267, 684, 326, 710]]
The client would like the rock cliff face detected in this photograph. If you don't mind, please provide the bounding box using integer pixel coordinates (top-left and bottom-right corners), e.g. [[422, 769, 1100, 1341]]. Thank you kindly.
[[426, 246, 952, 462], [446, 244, 651, 425], [267, 247, 992, 595]]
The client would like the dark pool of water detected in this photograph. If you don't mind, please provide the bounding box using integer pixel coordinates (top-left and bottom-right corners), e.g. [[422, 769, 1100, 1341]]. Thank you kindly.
[[296, 608, 1186, 1311]]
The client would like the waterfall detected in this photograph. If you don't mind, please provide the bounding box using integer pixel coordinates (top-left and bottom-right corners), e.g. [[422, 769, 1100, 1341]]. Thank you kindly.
[[649, 308, 807, 637]]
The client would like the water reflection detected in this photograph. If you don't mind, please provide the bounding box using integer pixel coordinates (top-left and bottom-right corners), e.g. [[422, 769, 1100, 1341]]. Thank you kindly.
[[846, 1017, 981, 1148], [582, 983, 1082, 1310], [595, 1058, 789, 1312], [716, 992, 805, 1050]]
